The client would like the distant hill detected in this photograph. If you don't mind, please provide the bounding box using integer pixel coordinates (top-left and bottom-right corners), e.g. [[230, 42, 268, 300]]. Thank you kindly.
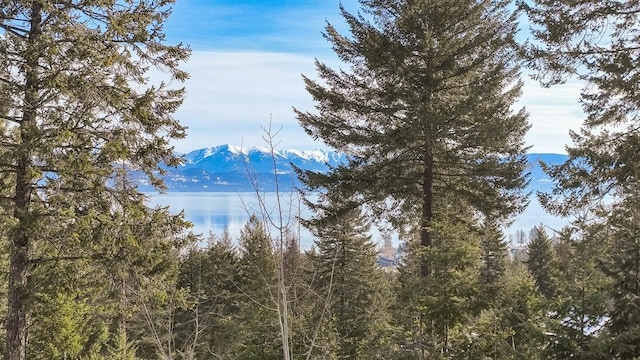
[[136, 145, 568, 192], [526, 153, 569, 193]]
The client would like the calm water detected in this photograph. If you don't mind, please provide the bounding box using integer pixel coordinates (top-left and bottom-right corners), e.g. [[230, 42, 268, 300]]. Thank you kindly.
[[146, 192, 567, 248], [147, 192, 316, 247]]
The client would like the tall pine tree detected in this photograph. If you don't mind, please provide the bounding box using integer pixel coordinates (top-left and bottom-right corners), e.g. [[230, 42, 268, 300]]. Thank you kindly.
[[525, 225, 558, 299], [173, 231, 241, 358], [296, 0, 530, 277], [0, 1, 190, 358], [236, 214, 281, 360], [524, 1, 640, 356], [393, 199, 482, 358], [303, 192, 381, 359]]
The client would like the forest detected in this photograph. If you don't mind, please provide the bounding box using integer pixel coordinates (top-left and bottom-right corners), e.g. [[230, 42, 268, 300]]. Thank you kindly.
[[1, 0, 640, 359]]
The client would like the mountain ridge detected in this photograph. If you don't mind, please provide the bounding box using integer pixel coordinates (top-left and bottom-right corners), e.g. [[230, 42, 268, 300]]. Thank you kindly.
[[137, 145, 567, 192]]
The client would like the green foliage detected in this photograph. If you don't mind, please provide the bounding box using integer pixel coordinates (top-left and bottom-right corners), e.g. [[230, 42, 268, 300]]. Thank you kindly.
[[479, 222, 509, 307], [104, 329, 138, 360], [12, 194, 190, 359], [393, 201, 483, 358], [295, 0, 530, 262], [524, 0, 640, 92], [27, 259, 110, 360], [451, 308, 517, 359], [297, 2, 531, 355], [5, 0, 639, 358], [524, 1, 640, 356], [0, 0, 190, 358], [498, 264, 546, 359], [173, 231, 241, 358], [525, 225, 558, 299], [304, 192, 385, 359], [235, 214, 282, 360], [542, 229, 610, 359], [599, 199, 640, 358], [29, 292, 104, 360]]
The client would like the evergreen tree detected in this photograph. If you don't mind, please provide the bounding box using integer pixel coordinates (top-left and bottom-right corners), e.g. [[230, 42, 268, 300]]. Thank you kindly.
[[525, 225, 558, 299], [304, 192, 383, 359], [523, 2, 640, 355], [452, 307, 517, 359], [498, 263, 545, 359], [95, 201, 192, 359], [543, 228, 609, 359], [552, 227, 573, 274], [478, 221, 509, 307], [393, 200, 482, 358], [21, 197, 192, 359], [295, 0, 530, 277], [27, 262, 109, 360], [600, 197, 640, 358], [173, 231, 241, 359], [0, 1, 189, 358], [236, 214, 281, 360], [450, 263, 545, 359]]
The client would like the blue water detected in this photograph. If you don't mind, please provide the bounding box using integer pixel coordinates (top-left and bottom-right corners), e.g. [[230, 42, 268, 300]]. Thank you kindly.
[[146, 192, 568, 248], [146, 192, 316, 247]]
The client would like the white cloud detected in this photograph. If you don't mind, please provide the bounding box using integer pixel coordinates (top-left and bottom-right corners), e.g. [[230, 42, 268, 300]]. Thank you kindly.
[[169, 51, 328, 153], [518, 76, 585, 154], [163, 51, 587, 155]]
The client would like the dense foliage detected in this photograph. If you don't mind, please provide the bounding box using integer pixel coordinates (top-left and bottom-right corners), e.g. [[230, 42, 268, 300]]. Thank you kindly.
[[524, 0, 640, 357], [295, 0, 530, 278], [2, 0, 640, 358], [0, 0, 191, 358]]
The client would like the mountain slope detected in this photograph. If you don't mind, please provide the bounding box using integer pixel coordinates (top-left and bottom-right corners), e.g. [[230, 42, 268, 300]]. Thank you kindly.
[[138, 145, 567, 192]]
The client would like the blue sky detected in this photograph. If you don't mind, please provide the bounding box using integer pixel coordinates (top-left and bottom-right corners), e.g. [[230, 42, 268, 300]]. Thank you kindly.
[[158, 0, 583, 154]]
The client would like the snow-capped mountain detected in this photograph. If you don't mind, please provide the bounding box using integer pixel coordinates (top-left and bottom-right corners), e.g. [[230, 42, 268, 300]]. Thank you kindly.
[[139, 145, 567, 192], [140, 145, 346, 192], [181, 144, 346, 174]]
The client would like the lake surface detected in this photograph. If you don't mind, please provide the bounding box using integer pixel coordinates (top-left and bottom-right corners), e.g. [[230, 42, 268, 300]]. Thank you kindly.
[[146, 192, 568, 248], [147, 192, 316, 247]]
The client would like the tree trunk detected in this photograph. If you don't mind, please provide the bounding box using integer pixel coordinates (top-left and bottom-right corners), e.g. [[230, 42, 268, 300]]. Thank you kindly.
[[6, 229, 29, 360], [6, 3, 42, 359], [420, 151, 434, 277], [6, 99, 33, 360]]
